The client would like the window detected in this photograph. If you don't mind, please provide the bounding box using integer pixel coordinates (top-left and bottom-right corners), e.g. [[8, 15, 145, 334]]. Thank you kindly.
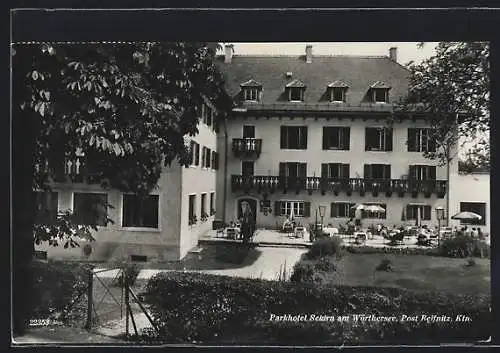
[[243, 125, 255, 138], [202, 103, 212, 127], [408, 128, 436, 152], [211, 151, 218, 170], [460, 202, 486, 225], [364, 164, 391, 179], [279, 201, 306, 217], [35, 191, 58, 224], [372, 88, 389, 103], [331, 88, 346, 102], [289, 87, 304, 101], [280, 126, 308, 149], [406, 204, 432, 221], [205, 147, 211, 168], [243, 88, 259, 102], [321, 163, 350, 179], [210, 192, 215, 215], [242, 161, 255, 176], [361, 203, 387, 219], [322, 127, 350, 150], [188, 194, 196, 219], [122, 194, 159, 228], [331, 202, 356, 218], [73, 193, 108, 226], [190, 141, 200, 166], [365, 127, 393, 151], [201, 193, 207, 216], [279, 162, 307, 178], [409, 165, 436, 180]]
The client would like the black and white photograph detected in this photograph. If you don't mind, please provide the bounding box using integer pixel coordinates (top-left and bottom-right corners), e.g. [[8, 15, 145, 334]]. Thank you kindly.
[[10, 9, 493, 347]]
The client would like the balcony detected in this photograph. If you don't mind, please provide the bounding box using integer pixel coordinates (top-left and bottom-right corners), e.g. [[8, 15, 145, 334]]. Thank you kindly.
[[231, 175, 447, 198], [232, 138, 262, 158], [36, 157, 101, 184]]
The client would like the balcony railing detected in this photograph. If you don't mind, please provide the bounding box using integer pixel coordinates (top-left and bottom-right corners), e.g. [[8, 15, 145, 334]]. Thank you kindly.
[[232, 138, 262, 158], [35, 157, 101, 184], [231, 175, 447, 198]]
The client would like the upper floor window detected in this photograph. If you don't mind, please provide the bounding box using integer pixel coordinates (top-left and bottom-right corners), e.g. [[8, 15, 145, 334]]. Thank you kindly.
[[408, 128, 436, 152], [240, 79, 262, 102], [286, 79, 306, 102], [201, 103, 213, 127], [369, 81, 391, 103], [409, 165, 436, 180], [243, 125, 255, 138], [321, 163, 350, 179], [365, 127, 393, 151], [322, 127, 350, 150], [279, 162, 307, 178], [364, 164, 391, 179], [331, 88, 346, 102], [280, 126, 308, 150]]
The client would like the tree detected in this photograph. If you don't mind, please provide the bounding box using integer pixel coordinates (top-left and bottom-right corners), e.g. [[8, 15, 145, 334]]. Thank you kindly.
[[396, 42, 490, 169], [12, 42, 231, 334]]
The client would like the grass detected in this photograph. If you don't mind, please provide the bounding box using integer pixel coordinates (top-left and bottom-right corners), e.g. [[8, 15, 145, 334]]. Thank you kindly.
[[298, 252, 490, 296]]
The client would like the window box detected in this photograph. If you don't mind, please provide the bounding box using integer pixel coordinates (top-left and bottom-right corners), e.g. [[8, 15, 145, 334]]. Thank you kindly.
[[201, 212, 209, 223], [385, 188, 393, 197], [188, 215, 198, 226]]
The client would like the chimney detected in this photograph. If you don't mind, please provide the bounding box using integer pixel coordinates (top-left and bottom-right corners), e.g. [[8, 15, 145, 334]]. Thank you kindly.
[[389, 47, 398, 62], [305, 45, 313, 63], [224, 44, 234, 64]]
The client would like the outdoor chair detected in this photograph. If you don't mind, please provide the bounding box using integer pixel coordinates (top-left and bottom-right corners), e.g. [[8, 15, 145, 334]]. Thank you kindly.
[[392, 232, 405, 245]]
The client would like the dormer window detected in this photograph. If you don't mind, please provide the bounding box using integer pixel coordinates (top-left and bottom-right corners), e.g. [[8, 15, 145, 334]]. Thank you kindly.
[[286, 79, 306, 102], [240, 79, 262, 102], [369, 81, 391, 103], [328, 80, 349, 103]]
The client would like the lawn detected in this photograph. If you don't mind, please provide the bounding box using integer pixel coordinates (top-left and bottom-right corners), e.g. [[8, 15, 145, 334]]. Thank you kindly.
[[300, 253, 490, 296]]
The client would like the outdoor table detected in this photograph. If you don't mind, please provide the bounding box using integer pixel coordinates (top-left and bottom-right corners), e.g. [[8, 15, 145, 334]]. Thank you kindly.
[[323, 227, 339, 237], [354, 231, 367, 243], [226, 227, 240, 240]]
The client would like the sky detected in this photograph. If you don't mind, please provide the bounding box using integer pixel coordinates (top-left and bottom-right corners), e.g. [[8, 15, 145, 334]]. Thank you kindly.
[[222, 42, 439, 65]]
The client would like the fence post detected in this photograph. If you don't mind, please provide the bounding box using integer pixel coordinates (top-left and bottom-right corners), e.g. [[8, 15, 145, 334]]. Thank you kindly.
[[124, 270, 129, 337], [85, 267, 93, 330]]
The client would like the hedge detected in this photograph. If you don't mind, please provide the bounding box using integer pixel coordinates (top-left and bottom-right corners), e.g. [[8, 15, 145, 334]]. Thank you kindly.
[[140, 271, 490, 345]]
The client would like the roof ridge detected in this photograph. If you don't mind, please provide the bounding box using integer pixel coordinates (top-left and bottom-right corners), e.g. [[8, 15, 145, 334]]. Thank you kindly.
[[218, 54, 389, 59]]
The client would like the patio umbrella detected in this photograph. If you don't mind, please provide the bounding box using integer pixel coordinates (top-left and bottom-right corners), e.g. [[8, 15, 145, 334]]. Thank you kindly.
[[451, 211, 482, 221], [365, 205, 386, 213], [351, 204, 367, 210]]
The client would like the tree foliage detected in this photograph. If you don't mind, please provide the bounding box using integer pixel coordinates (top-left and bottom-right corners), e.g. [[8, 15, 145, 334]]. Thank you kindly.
[[13, 42, 231, 246], [397, 42, 489, 167]]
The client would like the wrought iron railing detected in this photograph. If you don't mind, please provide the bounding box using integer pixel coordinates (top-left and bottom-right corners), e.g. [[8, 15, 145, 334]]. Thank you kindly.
[[232, 138, 263, 158]]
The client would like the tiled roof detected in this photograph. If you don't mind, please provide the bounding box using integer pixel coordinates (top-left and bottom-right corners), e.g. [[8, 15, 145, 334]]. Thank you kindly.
[[216, 55, 409, 109], [240, 79, 262, 87]]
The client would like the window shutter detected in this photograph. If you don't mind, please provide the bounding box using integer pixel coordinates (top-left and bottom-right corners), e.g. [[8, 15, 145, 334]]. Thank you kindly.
[[408, 128, 417, 152], [274, 201, 280, 216], [385, 128, 393, 151], [429, 166, 437, 180], [365, 128, 372, 151], [423, 205, 431, 220], [364, 164, 371, 179], [408, 165, 416, 180], [321, 163, 329, 178], [299, 163, 307, 177], [279, 163, 286, 177], [349, 203, 356, 218], [428, 130, 436, 152], [304, 202, 311, 217], [330, 203, 335, 217], [341, 164, 350, 179], [301, 127, 308, 149], [195, 144, 200, 166], [342, 127, 350, 150], [322, 127, 328, 150], [280, 126, 287, 149], [384, 165, 391, 179]]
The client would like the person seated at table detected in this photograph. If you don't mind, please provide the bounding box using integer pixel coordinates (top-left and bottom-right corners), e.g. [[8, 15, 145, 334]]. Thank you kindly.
[[380, 227, 388, 239]]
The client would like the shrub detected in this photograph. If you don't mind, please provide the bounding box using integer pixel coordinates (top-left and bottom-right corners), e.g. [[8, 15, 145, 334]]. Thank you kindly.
[[141, 271, 490, 344], [314, 257, 337, 272], [290, 262, 316, 283], [438, 235, 489, 258], [30, 260, 89, 325], [376, 259, 394, 272], [306, 236, 343, 260]]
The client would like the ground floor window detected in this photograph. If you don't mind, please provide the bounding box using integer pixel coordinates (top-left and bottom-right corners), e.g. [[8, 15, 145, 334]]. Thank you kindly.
[[360, 203, 387, 219], [459, 202, 486, 225], [201, 193, 207, 216], [35, 191, 58, 224], [277, 201, 309, 217], [188, 194, 196, 224], [331, 202, 356, 218], [406, 204, 432, 221], [73, 192, 108, 226], [122, 194, 159, 228]]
